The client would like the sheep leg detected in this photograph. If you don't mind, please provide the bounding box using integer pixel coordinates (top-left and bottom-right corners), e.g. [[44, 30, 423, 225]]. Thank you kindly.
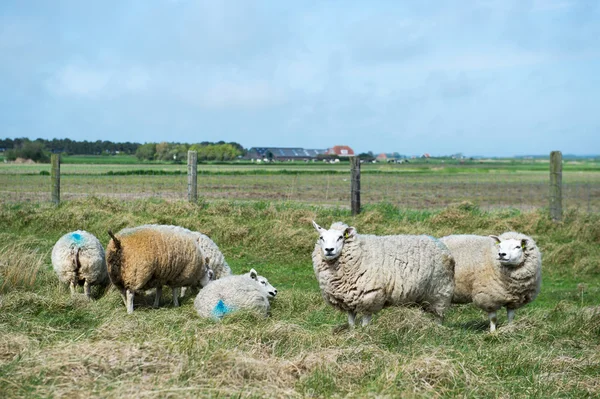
[[507, 308, 515, 324], [488, 311, 497, 332], [120, 289, 127, 306], [347, 312, 356, 328], [361, 314, 372, 327], [69, 281, 76, 295], [83, 280, 91, 299], [126, 289, 135, 314], [179, 286, 187, 298], [172, 287, 180, 307], [153, 286, 162, 308]]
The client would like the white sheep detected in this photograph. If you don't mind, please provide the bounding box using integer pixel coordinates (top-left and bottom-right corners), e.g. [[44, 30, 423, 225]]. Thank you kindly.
[[106, 224, 213, 314], [51, 230, 109, 299], [168, 227, 232, 280], [193, 268, 277, 320], [190, 231, 231, 279], [312, 221, 455, 327], [440, 232, 542, 332]]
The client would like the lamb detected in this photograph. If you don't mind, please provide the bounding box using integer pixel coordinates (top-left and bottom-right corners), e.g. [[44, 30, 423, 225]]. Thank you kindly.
[[51, 230, 109, 299], [312, 221, 455, 327], [193, 268, 277, 320], [105, 224, 213, 314], [440, 232, 542, 332]]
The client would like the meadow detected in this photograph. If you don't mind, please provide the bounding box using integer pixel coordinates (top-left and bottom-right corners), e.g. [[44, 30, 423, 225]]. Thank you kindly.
[[1, 156, 600, 212], [1, 198, 599, 398]]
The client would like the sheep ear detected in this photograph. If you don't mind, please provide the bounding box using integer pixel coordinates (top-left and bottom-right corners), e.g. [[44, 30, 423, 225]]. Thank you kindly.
[[521, 239, 527, 249], [249, 268, 258, 280], [312, 220, 323, 232], [344, 227, 356, 239], [489, 235, 501, 244]]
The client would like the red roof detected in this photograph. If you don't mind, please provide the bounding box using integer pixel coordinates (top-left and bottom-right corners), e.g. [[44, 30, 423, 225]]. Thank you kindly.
[[327, 145, 355, 156]]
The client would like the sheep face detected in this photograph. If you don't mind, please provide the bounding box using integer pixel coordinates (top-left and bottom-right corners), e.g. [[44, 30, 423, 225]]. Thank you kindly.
[[248, 268, 277, 298], [200, 264, 214, 287], [312, 221, 356, 261], [490, 235, 526, 266]]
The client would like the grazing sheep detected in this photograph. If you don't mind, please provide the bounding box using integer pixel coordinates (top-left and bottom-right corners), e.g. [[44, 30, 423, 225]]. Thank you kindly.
[[106, 224, 212, 314], [440, 232, 542, 332], [51, 230, 108, 299], [312, 221, 455, 327], [193, 269, 277, 320], [175, 229, 232, 299], [190, 231, 231, 279]]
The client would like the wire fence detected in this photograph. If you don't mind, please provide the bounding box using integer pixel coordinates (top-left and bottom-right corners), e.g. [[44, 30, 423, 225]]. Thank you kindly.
[[1, 167, 599, 213]]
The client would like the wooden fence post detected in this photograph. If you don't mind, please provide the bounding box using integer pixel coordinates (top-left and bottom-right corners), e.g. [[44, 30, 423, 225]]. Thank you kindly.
[[549, 150, 562, 221], [350, 156, 361, 215], [187, 151, 198, 203], [51, 153, 60, 205]]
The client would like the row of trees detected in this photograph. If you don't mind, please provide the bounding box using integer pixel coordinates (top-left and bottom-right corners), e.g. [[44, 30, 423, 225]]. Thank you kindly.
[[135, 142, 245, 162], [0, 138, 139, 156], [0, 137, 247, 163]]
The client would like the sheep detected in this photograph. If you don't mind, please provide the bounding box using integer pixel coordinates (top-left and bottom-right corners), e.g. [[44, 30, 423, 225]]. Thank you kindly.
[[51, 230, 109, 299], [190, 231, 231, 279], [105, 224, 213, 314], [193, 268, 277, 320], [168, 227, 232, 280], [440, 232, 542, 332], [312, 221, 455, 328]]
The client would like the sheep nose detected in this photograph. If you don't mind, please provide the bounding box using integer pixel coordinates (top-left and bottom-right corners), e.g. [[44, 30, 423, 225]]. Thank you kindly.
[[499, 252, 506, 258], [325, 248, 334, 253]]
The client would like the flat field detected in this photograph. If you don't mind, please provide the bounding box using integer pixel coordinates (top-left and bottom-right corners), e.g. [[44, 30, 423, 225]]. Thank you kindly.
[[0, 199, 599, 398], [2, 158, 600, 211]]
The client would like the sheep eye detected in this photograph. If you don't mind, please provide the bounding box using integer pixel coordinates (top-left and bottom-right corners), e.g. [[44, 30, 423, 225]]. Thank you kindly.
[[319, 236, 323, 240], [516, 246, 521, 249], [337, 236, 343, 241], [261, 281, 266, 285]]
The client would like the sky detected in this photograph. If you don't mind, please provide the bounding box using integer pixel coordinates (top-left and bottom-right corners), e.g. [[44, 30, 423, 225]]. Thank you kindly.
[[1, 0, 599, 157]]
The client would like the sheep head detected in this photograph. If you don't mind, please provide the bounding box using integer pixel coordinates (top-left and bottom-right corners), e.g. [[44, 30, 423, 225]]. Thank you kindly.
[[200, 264, 214, 287], [248, 268, 278, 298], [312, 220, 356, 261], [490, 235, 527, 266]]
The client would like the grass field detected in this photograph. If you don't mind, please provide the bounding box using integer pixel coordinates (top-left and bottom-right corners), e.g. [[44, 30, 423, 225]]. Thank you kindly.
[[2, 160, 600, 211], [1, 198, 599, 398]]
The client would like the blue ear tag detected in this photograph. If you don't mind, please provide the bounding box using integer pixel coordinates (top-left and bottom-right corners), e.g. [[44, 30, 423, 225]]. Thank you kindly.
[[212, 299, 233, 319]]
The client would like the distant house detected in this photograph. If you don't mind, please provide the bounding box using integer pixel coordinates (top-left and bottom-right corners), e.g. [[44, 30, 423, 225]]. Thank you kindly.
[[326, 145, 355, 157], [246, 147, 327, 161], [376, 152, 403, 163]]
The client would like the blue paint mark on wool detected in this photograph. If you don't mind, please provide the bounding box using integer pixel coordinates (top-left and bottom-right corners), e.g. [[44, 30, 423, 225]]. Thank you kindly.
[[70, 232, 84, 245], [212, 299, 233, 319]]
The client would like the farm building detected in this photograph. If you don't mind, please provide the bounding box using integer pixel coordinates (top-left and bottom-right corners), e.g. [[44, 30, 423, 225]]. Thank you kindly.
[[246, 147, 327, 161], [376, 152, 404, 163], [326, 145, 355, 157]]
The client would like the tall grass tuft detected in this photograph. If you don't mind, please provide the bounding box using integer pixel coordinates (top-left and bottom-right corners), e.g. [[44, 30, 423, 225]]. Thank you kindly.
[[0, 241, 46, 293]]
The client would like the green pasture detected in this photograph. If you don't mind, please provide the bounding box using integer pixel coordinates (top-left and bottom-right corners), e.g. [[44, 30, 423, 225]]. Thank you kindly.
[[0, 199, 599, 398]]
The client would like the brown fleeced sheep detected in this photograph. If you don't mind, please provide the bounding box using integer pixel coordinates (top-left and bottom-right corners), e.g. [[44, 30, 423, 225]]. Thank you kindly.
[[106, 224, 212, 314]]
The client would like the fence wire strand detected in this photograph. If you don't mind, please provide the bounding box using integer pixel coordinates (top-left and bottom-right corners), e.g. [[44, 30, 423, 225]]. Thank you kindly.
[[1, 167, 599, 213]]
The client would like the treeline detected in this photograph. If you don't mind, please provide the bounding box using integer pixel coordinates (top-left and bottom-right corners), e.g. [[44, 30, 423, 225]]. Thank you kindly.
[[0, 138, 246, 163], [135, 141, 245, 162], [0, 138, 138, 156]]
